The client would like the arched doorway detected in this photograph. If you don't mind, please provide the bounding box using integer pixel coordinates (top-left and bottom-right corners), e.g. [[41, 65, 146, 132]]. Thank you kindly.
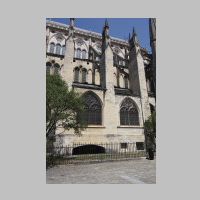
[[72, 145, 105, 155]]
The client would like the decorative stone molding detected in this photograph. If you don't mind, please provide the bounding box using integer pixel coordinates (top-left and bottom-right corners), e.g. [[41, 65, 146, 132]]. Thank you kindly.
[[76, 38, 84, 46]]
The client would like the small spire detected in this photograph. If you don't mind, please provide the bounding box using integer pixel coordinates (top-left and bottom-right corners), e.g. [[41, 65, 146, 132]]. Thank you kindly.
[[129, 26, 140, 47], [132, 26, 136, 36], [70, 18, 75, 27], [105, 19, 109, 28], [128, 33, 131, 41]]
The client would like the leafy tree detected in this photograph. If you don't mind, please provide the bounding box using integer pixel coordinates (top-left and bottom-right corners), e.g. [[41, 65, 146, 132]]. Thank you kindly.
[[46, 74, 85, 140], [144, 111, 156, 151]]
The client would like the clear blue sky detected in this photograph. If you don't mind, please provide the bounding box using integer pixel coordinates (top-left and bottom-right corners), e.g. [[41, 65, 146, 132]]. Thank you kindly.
[[46, 18, 151, 52]]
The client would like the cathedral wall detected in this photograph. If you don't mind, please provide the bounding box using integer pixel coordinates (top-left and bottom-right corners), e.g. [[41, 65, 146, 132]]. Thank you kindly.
[[55, 90, 145, 146], [72, 60, 93, 72], [56, 129, 145, 147], [46, 56, 64, 67], [47, 20, 154, 150]]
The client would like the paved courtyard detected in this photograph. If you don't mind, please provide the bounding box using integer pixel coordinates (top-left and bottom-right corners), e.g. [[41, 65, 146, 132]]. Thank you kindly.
[[46, 158, 156, 184]]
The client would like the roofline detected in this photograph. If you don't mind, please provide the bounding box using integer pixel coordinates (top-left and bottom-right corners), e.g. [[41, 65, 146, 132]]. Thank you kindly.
[[46, 20, 150, 53], [46, 20, 129, 45]]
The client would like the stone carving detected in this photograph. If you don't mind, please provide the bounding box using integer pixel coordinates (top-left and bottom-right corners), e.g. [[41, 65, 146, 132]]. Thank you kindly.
[[76, 38, 84, 46], [56, 33, 64, 42]]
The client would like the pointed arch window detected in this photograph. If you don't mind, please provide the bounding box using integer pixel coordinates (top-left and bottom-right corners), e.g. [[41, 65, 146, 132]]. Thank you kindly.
[[54, 63, 60, 75], [55, 44, 61, 55], [49, 43, 55, 53], [124, 76, 129, 89], [82, 68, 87, 83], [46, 62, 51, 74], [120, 98, 139, 125], [81, 92, 102, 125], [74, 67, 80, 82], [89, 52, 94, 60], [82, 50, 87, 59], [61, 45, 66, 55], [76, 48, 81, 58]]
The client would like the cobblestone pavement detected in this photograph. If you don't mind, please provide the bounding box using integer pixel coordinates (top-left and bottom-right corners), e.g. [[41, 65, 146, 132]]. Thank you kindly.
[[46, 158, 156, 184]]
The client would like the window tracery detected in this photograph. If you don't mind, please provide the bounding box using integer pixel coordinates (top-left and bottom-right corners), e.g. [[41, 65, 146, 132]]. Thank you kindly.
[[82, 92, 102, 125], [120, 98, 139, 125], [76, 38, 84, 46]]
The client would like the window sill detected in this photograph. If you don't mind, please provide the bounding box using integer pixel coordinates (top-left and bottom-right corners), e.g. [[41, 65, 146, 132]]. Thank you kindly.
[[46, 52, 64, 58], [85, 125, 106, 128], [72, 83, 102, 90], [117, 126, 143, 128]]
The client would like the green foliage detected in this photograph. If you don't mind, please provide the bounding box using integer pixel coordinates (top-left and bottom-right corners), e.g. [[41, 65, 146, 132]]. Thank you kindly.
[[144, 111, 156, 150], [46, 74, 85, 139]]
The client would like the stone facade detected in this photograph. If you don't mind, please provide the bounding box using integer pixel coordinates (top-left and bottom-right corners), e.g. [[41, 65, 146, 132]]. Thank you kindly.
[[46, 19, 156, 151]]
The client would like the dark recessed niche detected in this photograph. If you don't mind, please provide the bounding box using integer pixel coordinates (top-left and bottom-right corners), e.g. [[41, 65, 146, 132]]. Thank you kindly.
[[121, 143, 127, 149]]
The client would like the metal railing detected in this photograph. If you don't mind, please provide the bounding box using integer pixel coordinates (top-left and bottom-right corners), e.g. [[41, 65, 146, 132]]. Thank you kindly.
[[46, 142, 146, 167]]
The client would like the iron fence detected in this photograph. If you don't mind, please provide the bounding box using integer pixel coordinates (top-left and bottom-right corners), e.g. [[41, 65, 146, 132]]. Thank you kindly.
[[46, 142, 146, 167]]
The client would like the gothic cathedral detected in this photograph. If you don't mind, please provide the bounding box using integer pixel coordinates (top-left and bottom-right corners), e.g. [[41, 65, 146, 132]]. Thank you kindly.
[[46, 18, 156, 151]]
